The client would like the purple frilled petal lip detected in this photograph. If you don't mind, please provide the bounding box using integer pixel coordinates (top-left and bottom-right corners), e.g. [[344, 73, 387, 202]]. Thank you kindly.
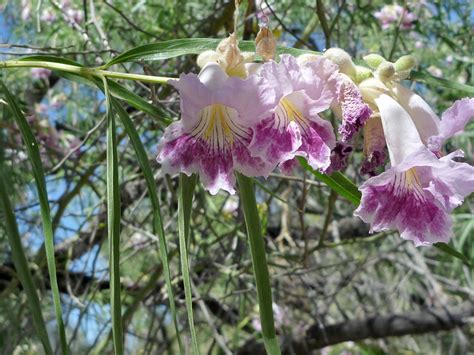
[[336, 75, 372, 142], [355, 94, 474, 246], [248, 54, 339, 173], [156, 63, 275, 195], [325, 142, 353, 174], [427, 98, 474, 152]]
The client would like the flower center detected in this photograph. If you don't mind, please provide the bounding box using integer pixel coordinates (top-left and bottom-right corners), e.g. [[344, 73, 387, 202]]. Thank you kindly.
[[274, 92, 309, 132], [393, 168, 424, 200], [191, 103, 250, 151]]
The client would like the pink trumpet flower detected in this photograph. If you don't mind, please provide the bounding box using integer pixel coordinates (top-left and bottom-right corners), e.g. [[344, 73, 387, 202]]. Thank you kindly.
[[355, 94, 474, 246], [156, 63, 274, 195]]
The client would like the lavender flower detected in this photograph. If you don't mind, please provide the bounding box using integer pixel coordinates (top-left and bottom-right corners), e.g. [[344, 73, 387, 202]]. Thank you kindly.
[[249, 55, 339, 174], [157, 62, 275, 195], [355, 93, 474, 246], [374, 4, 417, 30]]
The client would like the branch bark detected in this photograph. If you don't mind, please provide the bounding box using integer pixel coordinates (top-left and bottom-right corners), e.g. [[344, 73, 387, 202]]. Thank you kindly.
[[237, 303, 474, 354]]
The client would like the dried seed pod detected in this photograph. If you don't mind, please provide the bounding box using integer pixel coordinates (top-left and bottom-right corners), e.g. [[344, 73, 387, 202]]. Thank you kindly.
[[256, 26, 277, 61]]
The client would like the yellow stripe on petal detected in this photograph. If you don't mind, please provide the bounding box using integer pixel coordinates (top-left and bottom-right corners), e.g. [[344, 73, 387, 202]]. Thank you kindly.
[[274, 93, 309, 130], [192, 103, 249, 152]]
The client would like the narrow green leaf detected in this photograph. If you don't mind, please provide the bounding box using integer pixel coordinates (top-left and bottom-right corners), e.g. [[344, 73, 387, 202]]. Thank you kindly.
[[298, 157, 361, 205], [178, 173, 199, 354], [103, 78, 124, 354], [434, 243, 472, 267], [58, 71, 172, 126], [105, 38, 224, 67], [111, 98, 184, 353], [409, 70, 474, 96], [0, 81, 69, 354], [17, 55, 85, 67], [236, 174, 281, 355], [104, 38, 316, 67], [0, 168, 53, 355]]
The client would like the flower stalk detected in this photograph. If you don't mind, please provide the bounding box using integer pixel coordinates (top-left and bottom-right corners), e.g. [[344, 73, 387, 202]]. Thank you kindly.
[[0, 60, 173, 84]]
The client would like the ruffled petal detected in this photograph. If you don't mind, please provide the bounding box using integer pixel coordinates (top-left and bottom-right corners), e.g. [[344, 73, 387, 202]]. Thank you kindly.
[[355, 167, 453, 246], [248, 89, 335, 172], [250, 118, 302, 169], [337, 75, 372, 141], [355, 147, 474, 246], [325, 142, 353, 174], [260, 54, 339, 109], [300, 120, 333, 171], [427, 98, 474, 151], [159, 67, 276, 194]]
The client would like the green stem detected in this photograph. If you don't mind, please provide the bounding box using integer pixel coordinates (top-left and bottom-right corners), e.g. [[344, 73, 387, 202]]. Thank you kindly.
[[236, 174, 281, 355], [0, 60, 173, 84]]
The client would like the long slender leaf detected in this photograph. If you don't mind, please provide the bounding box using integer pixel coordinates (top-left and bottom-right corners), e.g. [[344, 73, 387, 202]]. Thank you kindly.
[[105, 38, 225, 67], [410, 70, 474, 96], [103, 79, 124, 354], [14, 55, 172, 124], [0, 168, 53, 355], [112, 97, 184, 353], [236, 174, 281, 355], [0, 81, 69, 354], [104, 38, 314, 67], [298, 157, 361, 205], [434, 243, 472, 267], [178, 173, 199, 354], [56, 71, 172, 125]]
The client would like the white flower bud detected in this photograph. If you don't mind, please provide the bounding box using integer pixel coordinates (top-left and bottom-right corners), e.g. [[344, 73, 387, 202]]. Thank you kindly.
[[363, 54, 386, 69], [377, 62, 396, 82], [323, 48, 356, 77], [394, 55, 416, 72], [197, 50, 220, 68], [296, 53, 321, 67], [355, 65, 372, 83]]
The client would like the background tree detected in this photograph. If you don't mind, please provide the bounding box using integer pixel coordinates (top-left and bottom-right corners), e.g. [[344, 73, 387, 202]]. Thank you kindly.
[[0, 0, 472, 354]]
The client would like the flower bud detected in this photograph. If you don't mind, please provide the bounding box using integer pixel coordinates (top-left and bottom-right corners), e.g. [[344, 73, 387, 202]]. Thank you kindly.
[[394, 55, 416, 72], [363, 54, 386, 69], [377, 61, 395, 82], [355, 65, 372, 83], [197, 50, 220, 68], [296, 53, 321, 67], [256, 26, 277, 61], [396, 70, 411, 80], [323, 48, 356, 78]]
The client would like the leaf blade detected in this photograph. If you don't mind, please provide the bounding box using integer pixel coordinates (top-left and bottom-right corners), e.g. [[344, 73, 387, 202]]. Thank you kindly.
[[0, 168, 53, 355], [0, 81, 69, 354], [178, 173, 200, 354], [112, 98, 184, 353], [298, 157, 361, 205], [103, 79, 124, 355]]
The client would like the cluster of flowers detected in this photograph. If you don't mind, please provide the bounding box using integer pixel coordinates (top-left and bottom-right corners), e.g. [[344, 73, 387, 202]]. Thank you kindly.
[[374, 4, 417, 30], [156, 29, 474, 247], [21, 0, 83, 25], [5, 112, 80, 169]]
